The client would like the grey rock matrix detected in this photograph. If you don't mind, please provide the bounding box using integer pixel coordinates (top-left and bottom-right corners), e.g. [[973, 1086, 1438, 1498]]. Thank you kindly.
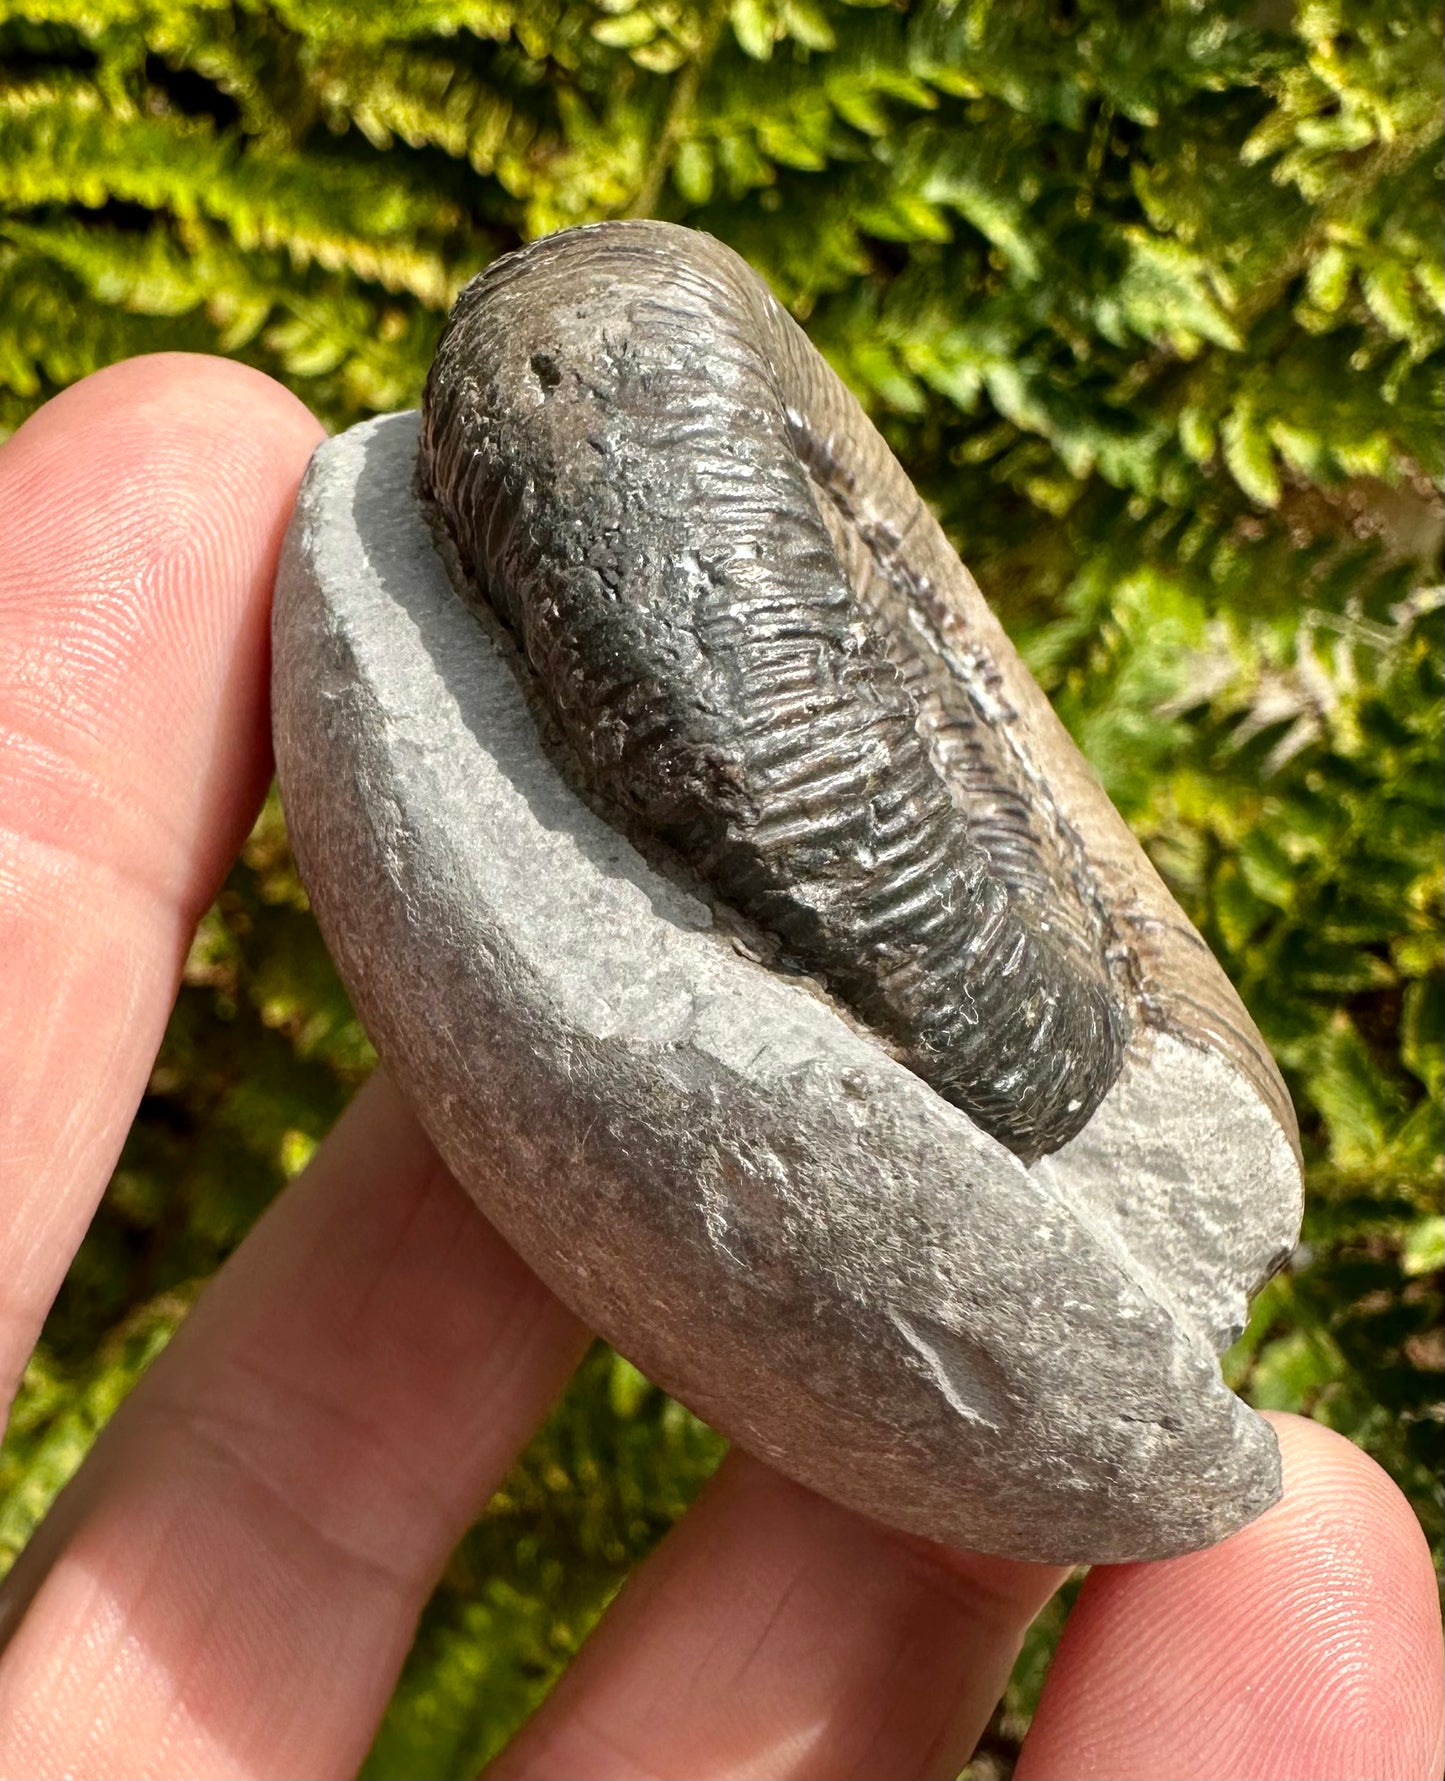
[[272, 223, 1304, 1564]]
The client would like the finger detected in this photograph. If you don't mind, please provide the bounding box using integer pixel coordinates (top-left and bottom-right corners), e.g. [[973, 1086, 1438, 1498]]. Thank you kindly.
[[0, 354, 322, 1409], [1016, 1412, 1445, 1781], [0, 1068, 589, 1780], [491, 1452, 1066, 1781]]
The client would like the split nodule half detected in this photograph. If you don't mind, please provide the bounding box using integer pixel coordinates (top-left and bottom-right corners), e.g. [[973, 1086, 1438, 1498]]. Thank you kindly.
[[272, 221, 1306, 1563]]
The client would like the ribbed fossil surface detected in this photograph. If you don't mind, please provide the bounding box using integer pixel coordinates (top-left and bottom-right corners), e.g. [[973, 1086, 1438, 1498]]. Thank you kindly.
[[420, 224, 1131, 1160]]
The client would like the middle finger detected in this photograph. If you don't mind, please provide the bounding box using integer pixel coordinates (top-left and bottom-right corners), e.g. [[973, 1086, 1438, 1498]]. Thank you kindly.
[[493, 1455, 1064, 1781]]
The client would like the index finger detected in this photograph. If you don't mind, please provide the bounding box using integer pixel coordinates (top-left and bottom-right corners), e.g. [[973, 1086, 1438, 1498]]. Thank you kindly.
[[0, 354, 323, 1410]]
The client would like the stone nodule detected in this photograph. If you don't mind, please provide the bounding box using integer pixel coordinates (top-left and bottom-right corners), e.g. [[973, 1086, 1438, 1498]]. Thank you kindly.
[[271, 221, 1304, 1564]]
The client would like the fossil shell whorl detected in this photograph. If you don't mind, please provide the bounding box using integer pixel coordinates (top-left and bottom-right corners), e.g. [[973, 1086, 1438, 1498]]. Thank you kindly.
[[420, 222, 1141, 1161]]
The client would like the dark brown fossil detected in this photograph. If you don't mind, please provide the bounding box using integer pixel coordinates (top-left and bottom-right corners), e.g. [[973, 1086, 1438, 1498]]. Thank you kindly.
[[417, 225, 1218, 1160]]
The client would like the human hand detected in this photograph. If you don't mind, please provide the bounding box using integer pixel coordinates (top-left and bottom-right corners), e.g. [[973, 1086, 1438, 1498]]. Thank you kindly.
[[0, 356, 1439, 1781]]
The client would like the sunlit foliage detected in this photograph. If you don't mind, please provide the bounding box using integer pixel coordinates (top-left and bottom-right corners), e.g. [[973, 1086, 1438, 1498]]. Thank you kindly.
[[1, 2, 1440, 1772]]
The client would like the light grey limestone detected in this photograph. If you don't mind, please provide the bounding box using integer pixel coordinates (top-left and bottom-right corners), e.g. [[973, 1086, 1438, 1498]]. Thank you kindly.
[[271, 410, 1304, 1564]]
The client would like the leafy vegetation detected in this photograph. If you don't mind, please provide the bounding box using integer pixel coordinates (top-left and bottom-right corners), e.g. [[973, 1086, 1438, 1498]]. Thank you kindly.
[[1, 1, 1440, 1773]]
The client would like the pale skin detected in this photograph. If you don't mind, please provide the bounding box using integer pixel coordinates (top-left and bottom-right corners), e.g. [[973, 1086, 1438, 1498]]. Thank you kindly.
[[0, 355, 1440, 1781]]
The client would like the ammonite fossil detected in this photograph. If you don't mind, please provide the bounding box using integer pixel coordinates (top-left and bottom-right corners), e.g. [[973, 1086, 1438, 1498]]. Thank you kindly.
[[272, 222, 1304, 1563], [419, 231, 1127, 1162]]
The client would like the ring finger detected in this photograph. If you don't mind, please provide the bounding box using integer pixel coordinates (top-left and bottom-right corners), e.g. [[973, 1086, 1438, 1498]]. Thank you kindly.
[[0, 1069, 587, 1778]]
